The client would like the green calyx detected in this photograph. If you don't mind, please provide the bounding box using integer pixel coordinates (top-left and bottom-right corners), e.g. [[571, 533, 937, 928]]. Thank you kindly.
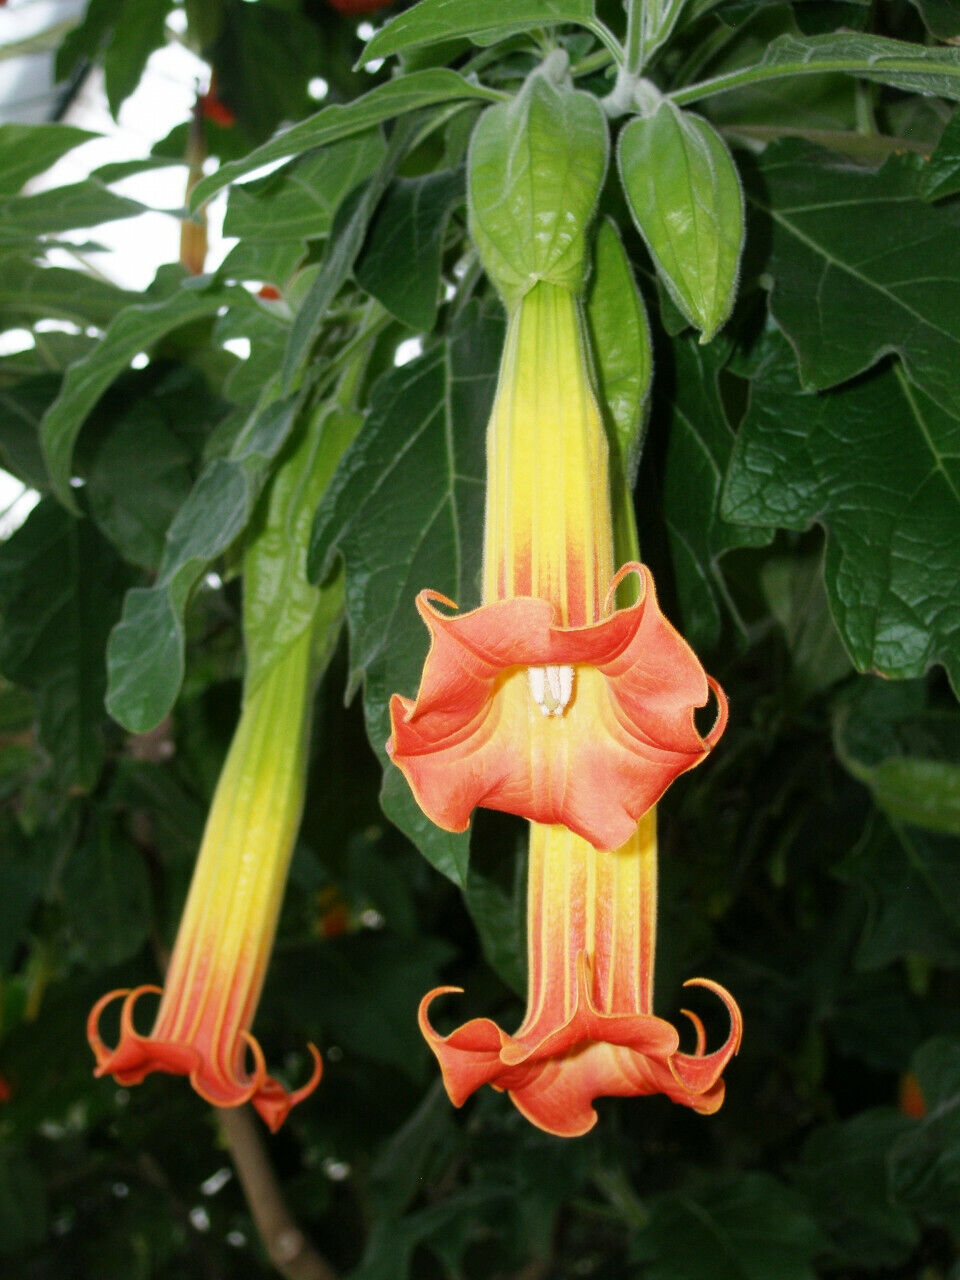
[[467, 53, 609, 309]]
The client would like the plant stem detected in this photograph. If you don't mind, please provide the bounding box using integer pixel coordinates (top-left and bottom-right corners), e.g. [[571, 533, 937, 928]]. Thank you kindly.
[[624, 0, 646, 74], [218, 1105, 340, 1280]]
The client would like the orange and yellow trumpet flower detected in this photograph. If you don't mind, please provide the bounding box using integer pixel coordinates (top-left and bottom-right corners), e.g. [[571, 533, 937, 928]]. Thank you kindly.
[[391, 279, 740, 1134], [388, 280, 725, 853], [88, 624, 322, 1132], [420, 812, 742, 1137]]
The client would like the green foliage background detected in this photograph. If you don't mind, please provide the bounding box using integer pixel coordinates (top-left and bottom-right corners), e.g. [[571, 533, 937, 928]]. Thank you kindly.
[[1, 0, 960, 1276]]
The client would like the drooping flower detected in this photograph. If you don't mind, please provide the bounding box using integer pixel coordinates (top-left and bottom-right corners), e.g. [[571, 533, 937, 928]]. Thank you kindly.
[[420, 811, 741, 1137], [88, 626, 321, 1131], [388, 280, 725, 852]]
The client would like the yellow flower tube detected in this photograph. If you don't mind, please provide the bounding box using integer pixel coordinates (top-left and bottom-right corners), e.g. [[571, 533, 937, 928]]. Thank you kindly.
[[88, 621, 322, 1132]]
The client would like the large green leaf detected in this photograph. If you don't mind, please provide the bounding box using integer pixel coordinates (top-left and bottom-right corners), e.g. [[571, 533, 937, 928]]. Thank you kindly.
[[890, 1036, 960, 1232], [189, 70, 501, 209], [659, 335, 768, 648], [308, 302, 503, 885], [674, 32, 960, 107], [222, 131, 386, 245], [619, 102, 744, 342], [0, 500, 128, 791], [360, 0, 596, 65], [908, 0, 960, 38], [633, 1173, 824, 1280], [39, 280, 245, 510], [105, 393, 301, 734], [746, 141, 960, 419], [0, 124, 94, 197], [791, 1109, 919, 1268], [102, 0, 173, 117], [722, 338, 960, 691], [355, 168, 465, 331]]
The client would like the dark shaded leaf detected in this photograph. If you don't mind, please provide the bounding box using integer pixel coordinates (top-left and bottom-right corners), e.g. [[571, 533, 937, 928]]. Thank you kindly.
[[890, 1036, 960, 1232], [722, 338, 960, 690], [309, 302, 503, 884]]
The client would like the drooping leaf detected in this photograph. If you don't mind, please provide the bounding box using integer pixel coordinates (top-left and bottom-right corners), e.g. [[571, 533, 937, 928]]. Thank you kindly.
[[632, 1173, 824, 1280], [907, 0, 960, 38], [359, 0, 596, 65], [0, 124, 94, 197], [309, 302, 504, 885], [189, 70, 501, 209], [39, 279, 245, 510], [659, 335, 768, 648], [619, 101, 744, 342], [791, 1108, 919, 1268], [746, 140, 960, 419], [722, 338, 960, 691], [102, 0, 173, 117], [0, 181, 144, 249], [674, 31, 960, 107], [0, 500, 128, 791], [105, 393, 301, 734], [0, 258, 133, 330], [759, 551, 853, 699], [355, 168, 465, 331]]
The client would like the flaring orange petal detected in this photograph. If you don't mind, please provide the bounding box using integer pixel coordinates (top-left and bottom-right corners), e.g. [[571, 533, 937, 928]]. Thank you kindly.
[[389, 564, 727, 851], [87, 985, 321, 1125]]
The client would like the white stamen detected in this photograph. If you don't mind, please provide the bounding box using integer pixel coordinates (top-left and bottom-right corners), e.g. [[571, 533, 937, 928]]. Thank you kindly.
[[527, 665, 575, 717]]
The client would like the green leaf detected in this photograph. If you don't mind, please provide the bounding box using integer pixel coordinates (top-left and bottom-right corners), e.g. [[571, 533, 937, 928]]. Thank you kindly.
[[0, 181, 144, 248], [633, 1173, 824, 1280], [659, 335, 768, 648], [222, 131, 386, 244], [920, 108, 960, 201], [281, 120, 415, 388], [791, 1109, 919, 1267], [39, 279, 243, 511], [105, 393, 301, 733], [0, 124, 94, 197], [468, 64, 608, 304], [309, 302, 503, 885], [360, 0, 596, 65], [673, 32, 960, 108], [0, 258, 133, 330], [102, 0, 173, 117], [722, 339, 960, 691], [189, 70, 501, 210], [747, 140, 960, 418], [890, 1036, 960, 1232], [619, 101, 744, 342], [243, 399, 362, 696], [586, 216, 652, 483], [838, 813, 960, 969], [355, 168, 465, 331], [62, 812, 151, 966], [0, 500, 128, 791]]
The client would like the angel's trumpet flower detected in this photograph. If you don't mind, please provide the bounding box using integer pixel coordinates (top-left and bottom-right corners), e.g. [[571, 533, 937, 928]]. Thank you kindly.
[[88, 623, 322, 1132], [389, 281, 725, 852], [420, 812, 741, 1136]]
